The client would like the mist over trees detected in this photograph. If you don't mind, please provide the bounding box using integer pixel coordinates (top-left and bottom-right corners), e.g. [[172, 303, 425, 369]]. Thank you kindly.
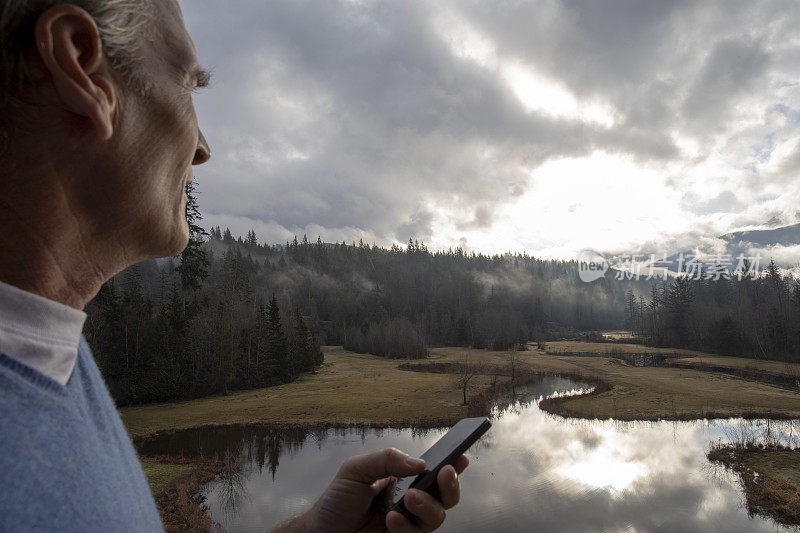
[[627, 259, 800, 362], [87, 225, 646, 406], [204, 230, 647, 349], [83, 184, 800, 409]]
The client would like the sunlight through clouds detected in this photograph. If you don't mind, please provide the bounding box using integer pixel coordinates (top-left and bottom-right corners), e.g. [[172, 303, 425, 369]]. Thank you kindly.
[[182, 0, 800, 260], [432, 10, 497, 69], [502, 62, 616, 127], [432, 9, 616, 128], [424, 151, 689, 256]]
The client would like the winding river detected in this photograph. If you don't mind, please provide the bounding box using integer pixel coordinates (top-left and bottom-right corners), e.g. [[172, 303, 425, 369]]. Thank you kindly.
[[140, 375, 800, 532]]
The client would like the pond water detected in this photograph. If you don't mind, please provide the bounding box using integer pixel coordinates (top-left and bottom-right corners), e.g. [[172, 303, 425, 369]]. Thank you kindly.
[[140, 376, 800, 532]]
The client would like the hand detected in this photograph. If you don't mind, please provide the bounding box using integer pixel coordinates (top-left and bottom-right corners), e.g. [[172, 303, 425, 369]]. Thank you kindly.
[[294, 447, 469, 532]]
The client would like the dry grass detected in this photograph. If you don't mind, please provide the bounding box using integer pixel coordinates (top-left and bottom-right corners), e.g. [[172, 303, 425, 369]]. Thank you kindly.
[[708, 445, 800, 527], [140, 456, 227, 532], [534, 356, 800, 421], [123, 346, 501, 438], [674, 354, 800, 379], [141, 460, 191, 496], [599, 330, 638, 341], [516, 341, 800, 420], [543, 341, 703, 356], [124, 344, 800, 440]]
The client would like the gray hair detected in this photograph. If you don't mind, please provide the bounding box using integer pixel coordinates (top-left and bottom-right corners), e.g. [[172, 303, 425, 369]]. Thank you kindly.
[[0, 0, 153, 138]]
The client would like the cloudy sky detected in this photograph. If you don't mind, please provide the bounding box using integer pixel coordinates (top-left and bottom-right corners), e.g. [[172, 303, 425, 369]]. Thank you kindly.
[[179, 0, 800, 260]]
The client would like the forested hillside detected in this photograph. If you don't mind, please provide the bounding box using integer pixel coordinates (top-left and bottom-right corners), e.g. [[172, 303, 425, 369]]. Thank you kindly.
[[85, 222, 649, 405], [88, 189, 800, 408], [197, 226, 643, 351], [627, 260, 800, 362]]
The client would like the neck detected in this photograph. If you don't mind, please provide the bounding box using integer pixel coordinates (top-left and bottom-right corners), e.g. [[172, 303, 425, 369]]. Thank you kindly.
[[0, 148, 130, 310]]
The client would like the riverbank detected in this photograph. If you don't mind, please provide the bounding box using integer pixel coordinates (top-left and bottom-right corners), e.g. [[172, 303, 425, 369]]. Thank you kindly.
[[123, 344, 800, 438], [708, 444, 800, 527], [526, 343, 800, 420], [128, 346, 514, 530], [123, 346, 507, 438], [141, 457, 225, 531], [125, 343, 800, 530]]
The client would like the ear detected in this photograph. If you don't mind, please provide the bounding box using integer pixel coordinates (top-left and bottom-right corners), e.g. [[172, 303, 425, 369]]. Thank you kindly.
[[34, 4, 117, 141]]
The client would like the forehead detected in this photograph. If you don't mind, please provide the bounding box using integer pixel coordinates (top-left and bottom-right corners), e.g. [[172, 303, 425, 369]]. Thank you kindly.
[[148, 0, 197, 73]]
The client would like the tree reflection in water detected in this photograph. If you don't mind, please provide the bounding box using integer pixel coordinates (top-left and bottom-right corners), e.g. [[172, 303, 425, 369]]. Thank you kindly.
[[216, 447, 247, 523], [138, 377, 800, 533]]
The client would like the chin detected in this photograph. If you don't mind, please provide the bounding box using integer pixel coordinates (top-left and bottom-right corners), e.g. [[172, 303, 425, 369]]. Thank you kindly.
[[148, 220, 191, 259], [169, 225, 192, 256]]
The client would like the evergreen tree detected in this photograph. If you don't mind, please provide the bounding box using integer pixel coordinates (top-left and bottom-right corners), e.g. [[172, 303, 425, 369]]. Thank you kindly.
[[246, 229, 258, 247], [289, 307, 324, 372], [176, 181, 209, 295], [266, 294, 290, 383]]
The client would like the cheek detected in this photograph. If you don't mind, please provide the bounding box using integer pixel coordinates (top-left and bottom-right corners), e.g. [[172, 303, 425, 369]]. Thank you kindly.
[[144, 93, 197, 159], [175, 96, 199, 152]]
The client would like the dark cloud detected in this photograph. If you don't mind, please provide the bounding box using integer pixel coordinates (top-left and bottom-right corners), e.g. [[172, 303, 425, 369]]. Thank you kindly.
[[180, 0, 800, 254], [185, 0, 589, 242], [682, 38, 770, 134]]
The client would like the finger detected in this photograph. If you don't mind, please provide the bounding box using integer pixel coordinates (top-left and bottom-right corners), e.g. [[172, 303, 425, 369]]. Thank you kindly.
[[386, 511, 417, 533], [403, 489, 446, 532], [371, 475, 395, 496], [434, 465, 461, 510], [453, 454, 469, 475], [339, 448, 426, 484]]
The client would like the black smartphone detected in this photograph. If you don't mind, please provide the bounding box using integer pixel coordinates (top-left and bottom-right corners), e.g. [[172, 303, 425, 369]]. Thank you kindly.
[[372, 416, 492, 518]]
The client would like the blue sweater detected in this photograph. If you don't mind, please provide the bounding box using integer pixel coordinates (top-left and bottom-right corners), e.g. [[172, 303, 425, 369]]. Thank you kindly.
[[0, 335, 164, 532]]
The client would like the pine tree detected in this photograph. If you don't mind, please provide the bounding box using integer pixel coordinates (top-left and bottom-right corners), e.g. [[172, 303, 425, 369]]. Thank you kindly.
[[288, 307, 307, 375], [266, 294, 290, 383], [246, 229, 258, 247], [289, 307, 323, 373], [624, 290, 636, 330], [255, 300, 269, 385], [176, 181, 210, 295], [664, 276, 694, 346], [152, 281, 188, 399]]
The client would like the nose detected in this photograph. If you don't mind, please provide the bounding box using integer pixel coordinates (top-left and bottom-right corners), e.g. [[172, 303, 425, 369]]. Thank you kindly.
[[193, 130, 211, 165]]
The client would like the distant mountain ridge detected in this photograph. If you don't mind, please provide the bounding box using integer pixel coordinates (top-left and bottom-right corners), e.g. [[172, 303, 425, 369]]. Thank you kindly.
[[610, 221, 800, 276], [719, 223, 800, 247]]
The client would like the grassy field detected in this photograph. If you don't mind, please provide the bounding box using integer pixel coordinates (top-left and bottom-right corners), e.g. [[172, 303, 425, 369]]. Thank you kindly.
[[542, 340, 704, 356], [673, 354, 800, 377], [124, 344, 800, 439], [123, 346, 503, 438], [523, 348, 800, 420]]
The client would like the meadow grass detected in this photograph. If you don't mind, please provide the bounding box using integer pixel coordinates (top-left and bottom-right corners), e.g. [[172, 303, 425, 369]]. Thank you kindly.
[[123, 346, 501, 438], [124, 344, 800, 439], [140, 461, 191, 496], [542, 340, 704, 356], [673, 354, 800, 378]]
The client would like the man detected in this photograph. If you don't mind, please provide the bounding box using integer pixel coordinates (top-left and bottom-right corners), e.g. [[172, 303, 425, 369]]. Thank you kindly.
[[0, 1, 468, 531]]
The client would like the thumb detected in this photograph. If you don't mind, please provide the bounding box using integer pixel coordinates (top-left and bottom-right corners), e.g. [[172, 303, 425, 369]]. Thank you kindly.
[[339, 448, 426, 484]]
